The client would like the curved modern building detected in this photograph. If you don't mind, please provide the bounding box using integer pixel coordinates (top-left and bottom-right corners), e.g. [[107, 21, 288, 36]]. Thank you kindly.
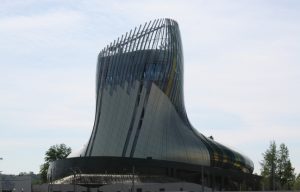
[[49, 18, 258, 189]]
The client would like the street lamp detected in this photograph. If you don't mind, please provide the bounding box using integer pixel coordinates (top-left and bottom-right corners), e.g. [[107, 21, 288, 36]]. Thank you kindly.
[[0, 172, 2, 192], [0, 157, 3, 192]]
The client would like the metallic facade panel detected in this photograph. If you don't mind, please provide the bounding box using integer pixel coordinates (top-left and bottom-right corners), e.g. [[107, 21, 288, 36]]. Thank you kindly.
[[65, 18, 254, 174]]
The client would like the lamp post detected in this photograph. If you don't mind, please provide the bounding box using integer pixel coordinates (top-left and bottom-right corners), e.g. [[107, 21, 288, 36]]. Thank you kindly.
[[131, 166, 135, 192], [0, 158, 2, 192], [0, 171, 2, 192]]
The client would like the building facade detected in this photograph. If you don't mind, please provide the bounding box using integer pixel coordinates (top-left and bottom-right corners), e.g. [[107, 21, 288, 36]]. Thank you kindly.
[[49, 18, 259, 190], [0, 175, 31, 192]]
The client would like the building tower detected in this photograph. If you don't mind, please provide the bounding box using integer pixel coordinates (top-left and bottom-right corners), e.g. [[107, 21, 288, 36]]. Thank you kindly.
[[49, 18, 258, 189]]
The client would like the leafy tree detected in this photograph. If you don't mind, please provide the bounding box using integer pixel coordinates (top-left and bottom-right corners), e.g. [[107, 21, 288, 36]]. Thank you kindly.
[[18, 171, 42, 184], [277, 143, 295, 189], [39, 144, 71, 183], [40, 163, 49, 183], [293, 174, 300, 190], [260, 141, 277, 190], [260, 141, 296, 190]]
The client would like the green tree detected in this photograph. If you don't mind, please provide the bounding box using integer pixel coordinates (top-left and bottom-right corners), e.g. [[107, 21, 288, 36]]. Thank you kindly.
[[293, 174, 300, 190], [39, 144, 71, 183], [260, 141, 278, 190], [277, 143, 295, 189], [260, 141, 296, 190], [18, 171, 42, 184]]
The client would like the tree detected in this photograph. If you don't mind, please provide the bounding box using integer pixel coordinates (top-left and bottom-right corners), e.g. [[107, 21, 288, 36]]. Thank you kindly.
[[260, 141, 278, 190], [40, 144, 71, 183], [260, 141, 296, 190], [277, 143, 295, 189], [18, 171, 42, 184], [293, 174, 300, 190]]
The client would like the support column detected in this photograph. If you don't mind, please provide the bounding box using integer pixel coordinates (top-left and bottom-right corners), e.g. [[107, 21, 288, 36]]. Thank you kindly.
[[212, 171, 215, 192], [201, 166, 204, 192]]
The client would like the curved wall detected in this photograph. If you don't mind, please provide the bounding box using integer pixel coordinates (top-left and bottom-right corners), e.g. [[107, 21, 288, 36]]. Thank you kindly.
[[52, 18, 253, 179]]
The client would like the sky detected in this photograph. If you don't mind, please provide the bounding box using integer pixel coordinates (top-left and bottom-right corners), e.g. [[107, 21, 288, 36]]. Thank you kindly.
[[0, 0, 300, 175]]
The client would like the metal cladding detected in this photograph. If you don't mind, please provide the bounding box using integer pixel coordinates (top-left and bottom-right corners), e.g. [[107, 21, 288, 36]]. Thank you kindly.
[[71, 18, 254, 173]]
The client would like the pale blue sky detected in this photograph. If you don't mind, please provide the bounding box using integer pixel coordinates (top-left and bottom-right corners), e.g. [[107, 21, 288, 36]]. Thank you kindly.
[[0, 0, 300, 175]]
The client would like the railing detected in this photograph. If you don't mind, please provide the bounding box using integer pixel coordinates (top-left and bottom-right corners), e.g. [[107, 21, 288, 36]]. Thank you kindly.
[[53, 174, 179, 186]]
